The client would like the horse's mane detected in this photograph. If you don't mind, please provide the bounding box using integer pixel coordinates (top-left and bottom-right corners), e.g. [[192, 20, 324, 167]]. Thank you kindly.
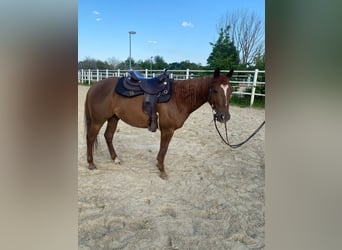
[[173, 76, 212, 108]]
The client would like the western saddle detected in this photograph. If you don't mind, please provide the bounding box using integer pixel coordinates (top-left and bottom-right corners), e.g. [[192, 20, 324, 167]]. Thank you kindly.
[[119, 69, 172, 132]]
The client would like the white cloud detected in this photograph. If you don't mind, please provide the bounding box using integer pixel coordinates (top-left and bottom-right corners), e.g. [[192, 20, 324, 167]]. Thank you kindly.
[[93, 10, 101, 21], [147, 40, 157, 44], [181, 21, 194, 28]]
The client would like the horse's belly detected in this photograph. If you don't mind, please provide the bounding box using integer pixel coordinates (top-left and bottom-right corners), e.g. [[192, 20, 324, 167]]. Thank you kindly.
[[113, 101, 149, 128], [119, 113, 149, 128]]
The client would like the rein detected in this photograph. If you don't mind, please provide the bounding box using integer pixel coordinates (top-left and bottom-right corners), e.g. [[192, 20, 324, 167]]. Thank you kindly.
[[213, 113, 265, 148]]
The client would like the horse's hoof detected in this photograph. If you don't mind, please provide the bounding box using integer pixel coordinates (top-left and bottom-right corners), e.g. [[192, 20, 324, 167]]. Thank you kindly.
[[114, 158, 121, 164], [160, 172, 168, 180], [88, 165, 97, 170]]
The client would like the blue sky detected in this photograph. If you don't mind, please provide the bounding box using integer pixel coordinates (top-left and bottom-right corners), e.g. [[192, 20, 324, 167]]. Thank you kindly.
[[78, 0, 264, 66]]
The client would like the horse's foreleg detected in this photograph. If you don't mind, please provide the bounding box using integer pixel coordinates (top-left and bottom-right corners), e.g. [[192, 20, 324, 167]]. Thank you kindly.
[[157, 128, 175, 180], [104, 115, 121, 164]]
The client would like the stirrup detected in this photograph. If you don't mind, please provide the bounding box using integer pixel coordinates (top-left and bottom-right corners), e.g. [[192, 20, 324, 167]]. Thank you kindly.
[[148, 115, 158, 132]]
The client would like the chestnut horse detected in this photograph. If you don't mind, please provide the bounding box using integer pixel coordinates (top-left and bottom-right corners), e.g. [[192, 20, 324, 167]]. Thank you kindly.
[[85, 68, 233, 179]]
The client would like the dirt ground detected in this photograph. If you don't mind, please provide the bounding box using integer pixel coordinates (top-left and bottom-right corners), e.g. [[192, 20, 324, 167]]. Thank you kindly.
[[78, 85, 265, 249]]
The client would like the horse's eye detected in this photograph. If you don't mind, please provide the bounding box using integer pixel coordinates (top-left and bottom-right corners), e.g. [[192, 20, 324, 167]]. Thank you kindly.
[[212, 89, 218, 94]]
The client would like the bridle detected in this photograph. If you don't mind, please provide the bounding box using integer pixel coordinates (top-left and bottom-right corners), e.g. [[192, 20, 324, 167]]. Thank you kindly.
[[209, 85, 265, 148]]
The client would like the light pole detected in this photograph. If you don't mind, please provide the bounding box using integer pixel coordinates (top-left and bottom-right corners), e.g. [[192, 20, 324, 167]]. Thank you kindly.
[[150, 56, 153, 73], [128, 31, 136, 69]]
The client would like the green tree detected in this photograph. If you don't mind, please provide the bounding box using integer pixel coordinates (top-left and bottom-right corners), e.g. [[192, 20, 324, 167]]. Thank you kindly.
[[168, 60, 201, 70], [95, 60, 114, 70], [168, 62, 181, 70], [78, 57, 97, 69], [78, 57, 114, 69], [117, 58, 136, 69], [138, 58, 153, 70], [207, 26, 239, 70], [153, 55, 168, 70]]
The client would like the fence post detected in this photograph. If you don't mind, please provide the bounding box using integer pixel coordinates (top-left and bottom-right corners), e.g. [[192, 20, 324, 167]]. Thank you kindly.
[[81, 69, 84, 83], [88, 69, 91, 85], [186, 68, 190, 79], [250, 69, 259, 106], [145, 69, 148, 77], [117, 69, 120, 77], [106, 69, 108, 79]]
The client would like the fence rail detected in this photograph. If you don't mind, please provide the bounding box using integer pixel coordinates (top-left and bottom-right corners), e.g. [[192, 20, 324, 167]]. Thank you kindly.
[[78, 69, 265, 106]]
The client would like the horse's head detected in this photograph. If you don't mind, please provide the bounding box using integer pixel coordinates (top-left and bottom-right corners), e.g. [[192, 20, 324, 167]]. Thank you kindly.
[[208, 68, 234, 123]]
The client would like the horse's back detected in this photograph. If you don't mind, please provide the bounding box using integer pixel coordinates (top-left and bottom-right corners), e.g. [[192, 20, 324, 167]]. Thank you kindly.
[[87, 77, 119, 99]]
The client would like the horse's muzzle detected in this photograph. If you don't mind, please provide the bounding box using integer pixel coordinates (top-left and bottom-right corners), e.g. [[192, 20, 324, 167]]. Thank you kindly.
[[214, 112, 230, 123]]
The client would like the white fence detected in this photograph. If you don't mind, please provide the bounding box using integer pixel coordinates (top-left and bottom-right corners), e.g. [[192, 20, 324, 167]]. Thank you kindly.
[[78, 69, 265, 106]]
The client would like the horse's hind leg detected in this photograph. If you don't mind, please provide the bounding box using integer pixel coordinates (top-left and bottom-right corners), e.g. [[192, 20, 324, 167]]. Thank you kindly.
[[86, 122, 103, 170], [104, 115, 121, 164]]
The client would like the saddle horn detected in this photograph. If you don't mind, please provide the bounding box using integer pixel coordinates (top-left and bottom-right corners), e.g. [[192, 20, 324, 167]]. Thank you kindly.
[[160, 68, 169, 81]]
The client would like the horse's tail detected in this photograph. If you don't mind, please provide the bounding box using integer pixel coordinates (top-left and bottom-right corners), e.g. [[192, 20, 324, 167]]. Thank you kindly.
[[84, 93, 98, 150]]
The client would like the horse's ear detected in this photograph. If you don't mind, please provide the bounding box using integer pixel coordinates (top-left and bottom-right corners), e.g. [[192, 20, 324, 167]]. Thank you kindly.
[[214, 68, 220, 78], [227, 69, 234, 78]]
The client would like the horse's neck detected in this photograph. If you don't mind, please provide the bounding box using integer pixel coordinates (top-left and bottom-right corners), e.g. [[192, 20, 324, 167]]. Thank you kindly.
[[173, 76, 211, 113]]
